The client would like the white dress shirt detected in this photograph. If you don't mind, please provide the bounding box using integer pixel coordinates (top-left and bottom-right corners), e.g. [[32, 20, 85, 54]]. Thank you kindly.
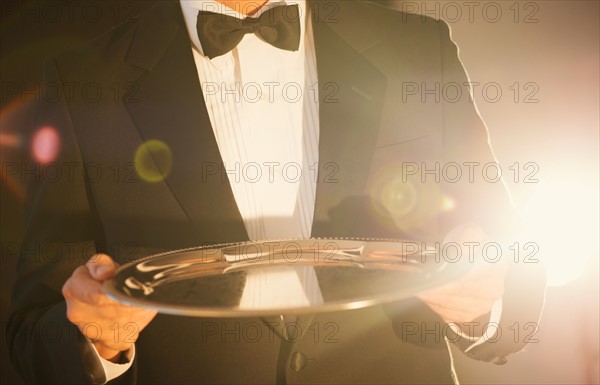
[[183, 0, 320, 241], [183, 0, 323, 309]]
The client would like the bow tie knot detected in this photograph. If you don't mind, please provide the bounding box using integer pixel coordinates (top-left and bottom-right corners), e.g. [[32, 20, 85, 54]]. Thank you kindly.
[[240, 18, 263, 33], [196, 4, 301, 59]]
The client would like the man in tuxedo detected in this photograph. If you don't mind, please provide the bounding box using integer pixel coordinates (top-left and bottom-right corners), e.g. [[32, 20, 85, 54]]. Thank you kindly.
[[7, 0, 546, 384]]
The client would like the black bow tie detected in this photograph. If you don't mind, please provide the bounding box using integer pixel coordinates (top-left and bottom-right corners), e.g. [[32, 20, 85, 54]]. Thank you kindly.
[[196, 4, 301, 59]]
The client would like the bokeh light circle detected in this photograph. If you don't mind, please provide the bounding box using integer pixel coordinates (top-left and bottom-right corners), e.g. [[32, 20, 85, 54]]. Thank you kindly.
[[31, 126, 60, 164], [134, 140, 173, 183], [379, 177, 418, 217], [369, 165, 442, 232]]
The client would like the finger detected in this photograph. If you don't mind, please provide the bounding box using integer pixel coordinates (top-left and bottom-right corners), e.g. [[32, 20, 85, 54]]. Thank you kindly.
[[66, 266, 117, 306], [86, 254, 118, 281]]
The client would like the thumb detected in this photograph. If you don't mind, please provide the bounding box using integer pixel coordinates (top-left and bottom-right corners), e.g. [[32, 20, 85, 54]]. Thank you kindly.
[[86, 254, 118, 281]]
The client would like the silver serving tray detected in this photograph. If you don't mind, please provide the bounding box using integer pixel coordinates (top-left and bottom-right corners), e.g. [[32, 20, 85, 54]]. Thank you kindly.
[[104, 238, 469, 317]]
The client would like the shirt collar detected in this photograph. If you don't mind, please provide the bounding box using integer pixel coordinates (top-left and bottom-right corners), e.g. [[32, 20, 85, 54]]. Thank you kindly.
[[180, 0, 304, 58]]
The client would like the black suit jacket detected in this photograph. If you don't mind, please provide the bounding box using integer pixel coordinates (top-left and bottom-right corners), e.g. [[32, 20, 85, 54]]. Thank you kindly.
[[7, 1, 545, 384]]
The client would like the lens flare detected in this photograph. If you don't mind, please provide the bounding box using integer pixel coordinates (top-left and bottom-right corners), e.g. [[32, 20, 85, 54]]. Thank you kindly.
[[521, 180, 599, 286], [31, 126, 60, 164], [134, 140, 173, 183], [370, 166, 442, 232], [0, 133, 22, 148], [440, 195, 456, 211], [380, 177, 418, 217]]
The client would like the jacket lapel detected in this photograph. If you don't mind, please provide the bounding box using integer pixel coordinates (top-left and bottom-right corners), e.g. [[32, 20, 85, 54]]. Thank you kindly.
[[310, 1, 388, 237], [121, 1, 248, 244]]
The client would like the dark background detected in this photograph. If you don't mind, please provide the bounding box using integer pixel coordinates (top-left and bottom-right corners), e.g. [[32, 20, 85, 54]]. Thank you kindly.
[[1, 1, 598, 384]]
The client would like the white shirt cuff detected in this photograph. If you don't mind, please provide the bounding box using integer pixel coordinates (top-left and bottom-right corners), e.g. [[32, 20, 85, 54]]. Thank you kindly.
[[464, 298, 503, 352], [87, 340, 135, 383], [446, 299, 503, 351]]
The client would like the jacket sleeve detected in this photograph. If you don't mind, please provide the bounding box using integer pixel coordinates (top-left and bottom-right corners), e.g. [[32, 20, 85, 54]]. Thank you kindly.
[[6, 56, 136, 385], [437, 19, 547, 363]]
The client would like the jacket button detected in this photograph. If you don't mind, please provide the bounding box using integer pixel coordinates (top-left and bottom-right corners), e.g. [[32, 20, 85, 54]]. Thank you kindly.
[[289, 351, 308, 372]]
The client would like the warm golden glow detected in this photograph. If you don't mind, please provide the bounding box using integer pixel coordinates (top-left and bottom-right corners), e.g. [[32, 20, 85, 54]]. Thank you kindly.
[[521, 180, 599, 286]]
